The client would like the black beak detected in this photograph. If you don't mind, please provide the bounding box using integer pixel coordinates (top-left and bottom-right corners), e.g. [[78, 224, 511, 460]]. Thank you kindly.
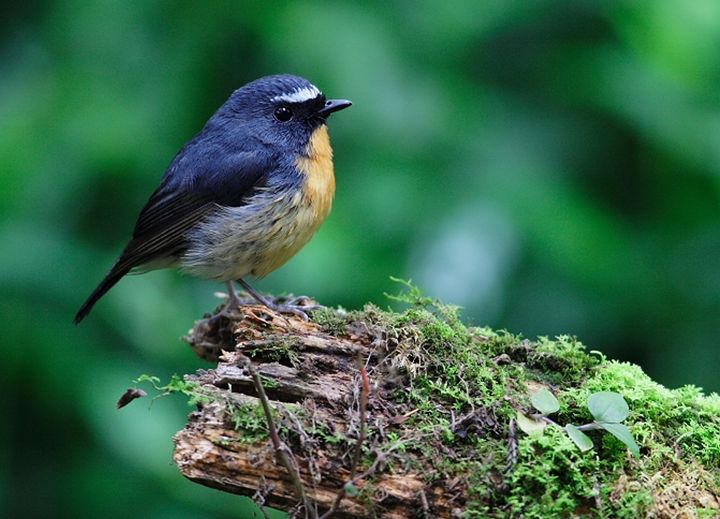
[[316, 98, 352, 117]]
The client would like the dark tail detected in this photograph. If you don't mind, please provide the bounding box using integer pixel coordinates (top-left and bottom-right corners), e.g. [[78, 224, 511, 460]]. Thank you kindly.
[[74, 265, 130, 324]]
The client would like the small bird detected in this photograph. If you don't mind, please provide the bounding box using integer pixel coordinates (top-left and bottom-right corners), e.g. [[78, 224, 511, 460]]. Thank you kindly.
[[74, 74, 351, 324]]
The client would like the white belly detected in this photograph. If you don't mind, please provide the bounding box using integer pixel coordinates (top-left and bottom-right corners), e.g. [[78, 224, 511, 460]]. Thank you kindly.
[[180, 187, 331, 281]]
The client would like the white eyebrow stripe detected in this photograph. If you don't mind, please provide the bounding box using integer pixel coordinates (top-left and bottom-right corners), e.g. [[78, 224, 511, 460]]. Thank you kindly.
[[272, 85, 321, 103]]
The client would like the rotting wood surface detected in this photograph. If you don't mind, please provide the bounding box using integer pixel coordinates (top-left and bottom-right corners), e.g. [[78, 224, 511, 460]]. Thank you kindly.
[[174, 304, 463, 518]]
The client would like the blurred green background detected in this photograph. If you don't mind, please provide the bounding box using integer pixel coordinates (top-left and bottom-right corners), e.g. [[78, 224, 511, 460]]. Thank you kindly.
[[2, 1, 719, 517]]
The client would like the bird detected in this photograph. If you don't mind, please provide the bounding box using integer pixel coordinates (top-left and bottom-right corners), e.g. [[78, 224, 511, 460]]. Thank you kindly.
[[74, 74, 351, 324]]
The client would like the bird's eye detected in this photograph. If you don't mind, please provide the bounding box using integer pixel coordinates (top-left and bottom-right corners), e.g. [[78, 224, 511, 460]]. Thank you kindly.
[[273, 106, 293, 122]]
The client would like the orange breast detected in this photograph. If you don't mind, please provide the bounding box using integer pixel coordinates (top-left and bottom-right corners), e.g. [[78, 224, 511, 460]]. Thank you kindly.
[[294, 124, 336, 225], [245, 125, 336, 277]]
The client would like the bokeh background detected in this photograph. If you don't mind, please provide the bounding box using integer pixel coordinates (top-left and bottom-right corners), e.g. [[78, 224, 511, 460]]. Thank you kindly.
[[2, 1, 719, 517]]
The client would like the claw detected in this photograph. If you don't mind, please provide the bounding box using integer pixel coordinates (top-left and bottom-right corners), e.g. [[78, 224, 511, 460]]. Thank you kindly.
[[265, 301, 311, 321], [286, 295, 324, 311], [234, 279, 320, 321]]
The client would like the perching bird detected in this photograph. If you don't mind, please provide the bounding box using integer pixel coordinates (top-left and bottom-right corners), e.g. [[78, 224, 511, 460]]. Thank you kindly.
[[74, 74, 351, 324]]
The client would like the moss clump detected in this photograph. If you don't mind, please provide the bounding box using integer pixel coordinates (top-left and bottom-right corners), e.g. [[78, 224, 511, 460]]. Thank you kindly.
[[308, 284, 720, 517], [227, 400, 271, 444], [248, 340, 301, 369]]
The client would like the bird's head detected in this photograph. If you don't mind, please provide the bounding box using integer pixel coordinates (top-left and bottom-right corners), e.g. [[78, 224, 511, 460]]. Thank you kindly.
[[215, 74, 352, 153]]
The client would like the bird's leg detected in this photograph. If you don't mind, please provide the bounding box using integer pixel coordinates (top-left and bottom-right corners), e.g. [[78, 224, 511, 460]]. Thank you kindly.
[[224, 280, 243, 310], [203, 281, 243, 322], [236, 279, 320, 321]]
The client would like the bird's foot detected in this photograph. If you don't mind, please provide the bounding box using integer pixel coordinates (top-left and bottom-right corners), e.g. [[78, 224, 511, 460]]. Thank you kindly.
[[255, 294, 322, 322], [285, 295, 323, 311], [235, 279, 322, 321]]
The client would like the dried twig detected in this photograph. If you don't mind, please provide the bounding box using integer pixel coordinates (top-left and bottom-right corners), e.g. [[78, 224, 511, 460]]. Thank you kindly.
[[319, 353, 370, 519], [251, 477, 273, 519], [237, 352, 315, 518], [116, 388, 147, 409], [278, 403, 324, 490], [419, 488, 430, 518], [504, 417, 518, 475], [592, 471, 602, 511], [351, 354, 370, 479]]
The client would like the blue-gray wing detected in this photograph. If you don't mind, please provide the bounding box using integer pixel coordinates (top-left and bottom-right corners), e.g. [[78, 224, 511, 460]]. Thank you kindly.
[[74, 146, 271, 323], [125, 148, 271, 266]]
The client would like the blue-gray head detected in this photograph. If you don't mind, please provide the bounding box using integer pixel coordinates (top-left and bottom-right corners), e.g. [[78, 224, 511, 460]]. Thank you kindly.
[[211, 74, 351, 151]]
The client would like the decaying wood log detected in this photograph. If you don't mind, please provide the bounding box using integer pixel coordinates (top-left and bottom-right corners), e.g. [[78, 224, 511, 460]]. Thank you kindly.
[[174, 304, 462, 518], [169, 299, 720, 518]]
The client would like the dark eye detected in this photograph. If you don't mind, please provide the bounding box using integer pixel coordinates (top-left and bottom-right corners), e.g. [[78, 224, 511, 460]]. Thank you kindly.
[[273, 106, 293, 122]]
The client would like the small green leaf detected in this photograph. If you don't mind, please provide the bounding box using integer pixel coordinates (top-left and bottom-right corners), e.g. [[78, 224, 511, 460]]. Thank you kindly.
[[516, 411, 547, 437], [565, 424, 593, 452], [587, 392, 629, 423], [135, 374, 161, 385], [598, 422, 640, 458], [531, 388, 560, 415], [344, 482, 359, 497]]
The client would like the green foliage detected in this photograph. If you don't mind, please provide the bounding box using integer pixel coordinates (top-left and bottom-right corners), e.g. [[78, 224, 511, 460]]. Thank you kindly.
[[564, 424, 593, 452], [516, 410, 547, 437], [228, 402, 270, 444], [599, 423, 639, 458], [531, 388, 560, 415], [135, 374, 273, 445], [520, 388, 640, 457], [317, 287, 718, 517], [588, 391, 630, 423], [385, 276, 435, 307], [136, 373, 210, 407]]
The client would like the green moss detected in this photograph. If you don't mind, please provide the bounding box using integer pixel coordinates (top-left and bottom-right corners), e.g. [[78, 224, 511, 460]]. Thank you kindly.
[[347, 283, 718, 516], [506, 427, 601, 517], [249, 339, 301, 368], [227, 401, 270, 444], [259, 374, 279, 389], [135, 373, 212, 407], [484, 353, 719, 516], [312, 306, 352, 334]]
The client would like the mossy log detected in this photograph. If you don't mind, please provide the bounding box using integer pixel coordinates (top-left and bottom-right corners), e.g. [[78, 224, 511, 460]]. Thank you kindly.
[[172, 297, 720, 518]]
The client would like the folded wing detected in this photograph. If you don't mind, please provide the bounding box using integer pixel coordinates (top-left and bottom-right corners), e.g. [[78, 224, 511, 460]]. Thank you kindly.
[[74, 147, 271, 324]]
